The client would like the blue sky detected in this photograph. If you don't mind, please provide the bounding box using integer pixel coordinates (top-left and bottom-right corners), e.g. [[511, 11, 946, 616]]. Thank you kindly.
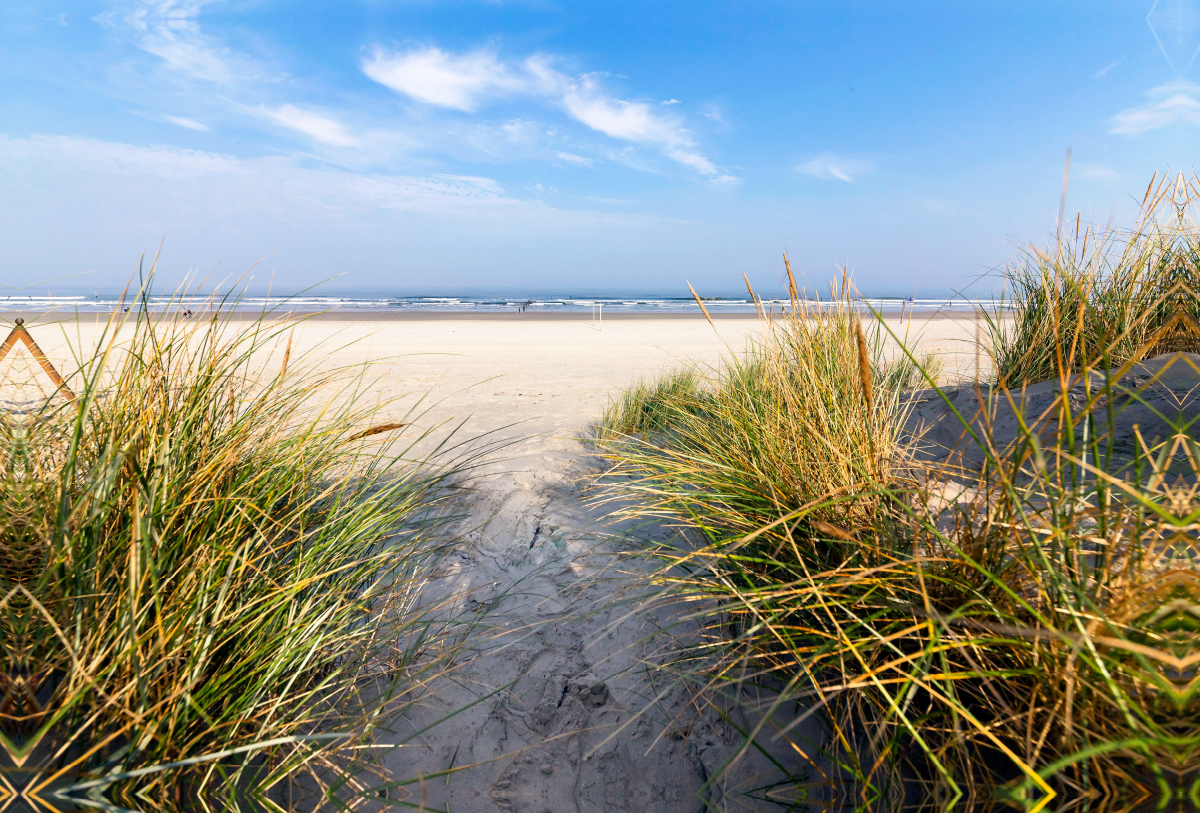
[[2, 1, 1199, 297]]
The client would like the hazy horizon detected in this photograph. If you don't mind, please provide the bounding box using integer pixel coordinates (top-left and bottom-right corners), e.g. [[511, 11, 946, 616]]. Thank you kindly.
[[6, 283, 1000, 301]]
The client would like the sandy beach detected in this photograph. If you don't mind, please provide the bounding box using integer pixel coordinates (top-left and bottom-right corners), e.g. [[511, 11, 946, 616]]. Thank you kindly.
[[1, 311, 983, 810], [3, 310, 985, 440]]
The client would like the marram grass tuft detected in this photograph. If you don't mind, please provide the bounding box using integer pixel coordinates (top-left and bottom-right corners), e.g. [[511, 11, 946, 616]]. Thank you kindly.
[[0, 295, 483, 810], [597, 176, 1200, 811], [597, 272, 940, 550], [984, 171, 1200, 386]]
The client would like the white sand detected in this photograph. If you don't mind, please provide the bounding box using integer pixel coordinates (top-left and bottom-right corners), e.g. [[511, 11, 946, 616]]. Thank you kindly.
[[276, 313, 982, 440], [5, 311, 982, 437], [2, 311, 980, 810]]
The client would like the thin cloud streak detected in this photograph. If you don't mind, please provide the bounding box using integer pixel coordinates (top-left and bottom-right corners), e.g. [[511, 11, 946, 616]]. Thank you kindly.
[[166, 115, 209, 131], [555, 151, 594, 167], [260, 105, 361, 147], [795, 153, 874, 183], [0, 135, 673, 224], [1111, 80, 1200, 134], [1093, 57, 1124, 79], [0, 134, 518, 211]]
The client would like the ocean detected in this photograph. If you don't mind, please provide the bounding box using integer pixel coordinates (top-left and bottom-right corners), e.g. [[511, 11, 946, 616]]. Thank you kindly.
[[1, 293, 993, 315]]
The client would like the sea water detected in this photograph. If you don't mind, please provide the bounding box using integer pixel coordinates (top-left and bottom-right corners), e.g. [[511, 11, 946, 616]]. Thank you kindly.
[[0, 293, 995, 314]]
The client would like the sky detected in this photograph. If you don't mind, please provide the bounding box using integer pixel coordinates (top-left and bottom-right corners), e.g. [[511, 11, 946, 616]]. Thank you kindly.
[[3, 0, 1200, 297]]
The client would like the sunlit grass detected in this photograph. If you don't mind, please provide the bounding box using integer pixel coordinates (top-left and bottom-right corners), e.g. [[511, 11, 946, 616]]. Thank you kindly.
[[598, 367, 706, 437], [597, 278, 940, 547], [597, 176, 1200, 810], [0, 288, 482, 808], [984, 172, 1200, 386]]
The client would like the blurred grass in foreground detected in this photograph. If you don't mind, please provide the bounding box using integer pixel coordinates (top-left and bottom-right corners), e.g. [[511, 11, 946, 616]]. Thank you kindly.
[[0, 286, 483, 810], [596, 174, 1200, 811]]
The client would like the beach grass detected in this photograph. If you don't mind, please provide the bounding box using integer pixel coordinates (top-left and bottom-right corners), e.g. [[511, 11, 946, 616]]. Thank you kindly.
[[984, 171, 1200, 386], [597, 277, 940, 547], [598, 367, 706, 436], [596, 177, 1200, 810], [0, 295, 481, 808]]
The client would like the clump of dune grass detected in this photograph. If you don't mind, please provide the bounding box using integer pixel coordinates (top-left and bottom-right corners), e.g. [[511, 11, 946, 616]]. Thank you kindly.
[[985, 171, 1200, 386], [0, 289, 480, 808], [599, 340, 940, 446], [599, 182, 1200, 811], [598, 367, 707, 436], [644, 391, 1200, 809], [596, 273, 937, 549]]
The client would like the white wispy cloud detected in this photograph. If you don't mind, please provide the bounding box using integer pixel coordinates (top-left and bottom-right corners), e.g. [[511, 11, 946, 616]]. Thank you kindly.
[[165, 115, 209, 131], [557, 78, 673, 140], [1111, 80, 1200, 134], [500, 120, 538, 141], [701, 104, 727, 126], [260, 105, 360, 147], [139, 34, 232, 83], [120, 0, 239, 84], [665, 148, 717, 175], [795, 153, 874, 183], [99, 9, 727, 179], [362, 47, 526, 112], [430, 173, 505, 194], [363, 47, 727, 177], [555, 151, 593, 167], [533, 61, 724, 178]]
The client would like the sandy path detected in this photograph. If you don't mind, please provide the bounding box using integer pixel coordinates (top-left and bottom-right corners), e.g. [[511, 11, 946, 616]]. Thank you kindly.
[[2, 311, 980, 811], [272, 313, 977, 810]]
